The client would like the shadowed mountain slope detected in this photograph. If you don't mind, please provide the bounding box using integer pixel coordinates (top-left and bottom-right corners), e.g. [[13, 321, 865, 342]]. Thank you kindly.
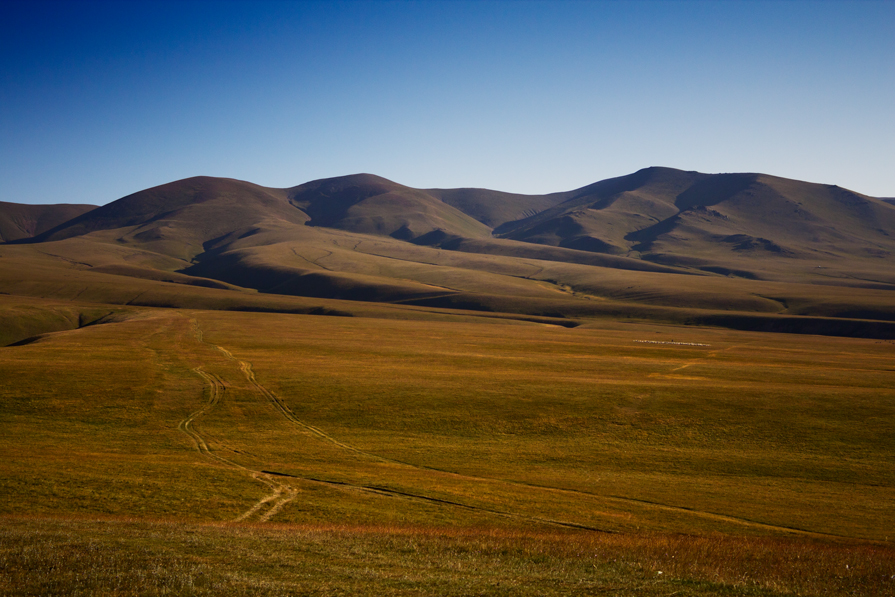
[[287, 174, 492, 240], [0, 201, 96, 242], [497, 168, 895, 270], [4, 168, 895, 338], [31, 174, 493, 259], [425, 187, 571, 228], [22, 169, 895, 272], [31, 177, 306, 261]]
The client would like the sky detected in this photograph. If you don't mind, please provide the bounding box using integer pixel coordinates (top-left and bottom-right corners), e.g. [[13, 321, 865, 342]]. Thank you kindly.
[[1, 0, 893, 205]]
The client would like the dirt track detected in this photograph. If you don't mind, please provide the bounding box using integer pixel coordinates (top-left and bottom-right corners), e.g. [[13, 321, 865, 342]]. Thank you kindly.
[[177, 363, 297, 522], [181, 316, 845, 537]]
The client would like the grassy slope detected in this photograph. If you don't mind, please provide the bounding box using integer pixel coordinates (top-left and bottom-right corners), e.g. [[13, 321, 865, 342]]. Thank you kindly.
[[495, 168, 895, 284], [2, 519, 893, 597], [197, 311, 895, 539], [6, 169, 894, 340], [0, 201, 96, 243], [23, 170, 895, 291], [288, 173, 493, 241], [4, 233, 895, 342], [425, 186, 572, 228]]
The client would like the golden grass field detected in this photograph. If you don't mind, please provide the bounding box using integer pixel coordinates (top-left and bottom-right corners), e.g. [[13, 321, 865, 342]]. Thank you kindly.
[[2, 169, 895, 594], [2, 302, 893, 595]]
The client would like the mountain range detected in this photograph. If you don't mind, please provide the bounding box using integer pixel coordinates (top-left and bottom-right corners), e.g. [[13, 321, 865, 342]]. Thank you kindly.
[[2, 167, 895, 342]]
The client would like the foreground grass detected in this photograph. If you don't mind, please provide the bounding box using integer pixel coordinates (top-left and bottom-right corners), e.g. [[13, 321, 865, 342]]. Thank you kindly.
[[2, 309, 894, 537], [195, 311, 895, 539], [1, 307, 894, 594], [2, 517, 893, 597]]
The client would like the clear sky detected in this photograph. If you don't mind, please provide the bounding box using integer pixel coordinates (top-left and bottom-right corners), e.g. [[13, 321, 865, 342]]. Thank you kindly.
[[1, 0, 893, 205]]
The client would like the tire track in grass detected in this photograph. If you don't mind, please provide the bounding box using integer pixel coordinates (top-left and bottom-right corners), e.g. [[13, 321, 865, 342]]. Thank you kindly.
[[194, 316, 397, 463], [191, 320, 621, 531], [178, 366, 297, 522], [190, 318, 844, 538], [237, 358, 393, 463], [296, 475, 609, 532], [233, 472, 298, 523]]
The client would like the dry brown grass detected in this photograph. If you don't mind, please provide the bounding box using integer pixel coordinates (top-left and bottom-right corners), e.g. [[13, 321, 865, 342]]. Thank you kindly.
[[2, 309, 893, 536], [4, 218, 895, 340], [2, 517, 893, 596], [1, 300, 893, 594]]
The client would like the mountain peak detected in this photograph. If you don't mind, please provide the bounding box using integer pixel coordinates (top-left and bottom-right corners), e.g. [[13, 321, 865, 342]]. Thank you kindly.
[[290, 173, 401, 194]]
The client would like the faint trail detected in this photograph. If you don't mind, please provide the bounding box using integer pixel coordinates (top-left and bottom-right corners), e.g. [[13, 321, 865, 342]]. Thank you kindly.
[[520, 261, 546, 279], [190, 320, 620, 531], [486, 476, 845, 540], [600, 494, 847, 539], [177, 363, 298, 523], [35, 250, 93, 268], [125, 291, 148, 306], [233, 473, 298, 523], [215, 345, 235, 360], [237, 358, 395, 463], [353, 246, 444, 268], [671, 362, 697, 372], [297, 475, 610, 532], [198, 317, 398, 465], [178, 368, 229, 465], [188, 317, 843, 538], [291, 248, 334, 271]]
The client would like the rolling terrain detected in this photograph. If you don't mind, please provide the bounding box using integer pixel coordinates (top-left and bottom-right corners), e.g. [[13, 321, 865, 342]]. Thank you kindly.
[[2, 168, 894, 595], [0, 200, 96, 243], [4, 167, 895, 343]]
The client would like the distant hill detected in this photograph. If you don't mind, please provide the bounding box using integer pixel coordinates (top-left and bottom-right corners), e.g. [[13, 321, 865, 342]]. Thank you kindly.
[[287, 173, 491, 240], [496, 167, 895, 268], [30, 177, 306, 261], [4, 168, 895, 338], [28, 168, 895, 270], [31, 174, 493, 259], [0, 201, 96, 242], [425, 186, 570, 228]]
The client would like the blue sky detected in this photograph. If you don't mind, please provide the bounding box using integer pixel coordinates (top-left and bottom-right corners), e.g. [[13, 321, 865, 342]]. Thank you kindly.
[[1, 0, 893, 205]]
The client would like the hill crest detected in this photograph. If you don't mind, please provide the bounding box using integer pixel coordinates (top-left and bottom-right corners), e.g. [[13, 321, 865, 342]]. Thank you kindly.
[[6, 167, 894, 283], [0, 201, 97, 243]]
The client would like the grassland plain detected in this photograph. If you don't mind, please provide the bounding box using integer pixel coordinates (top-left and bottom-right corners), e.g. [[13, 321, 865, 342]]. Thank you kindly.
[[1, 306, 894, 595]]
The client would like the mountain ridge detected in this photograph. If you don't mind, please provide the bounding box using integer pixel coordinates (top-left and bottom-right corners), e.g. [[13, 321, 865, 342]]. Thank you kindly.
[[493, 168, 895, 265], [15, 167, 895, 256], [3, 167, 894, 338], [8, 167, 895, 280], [7, 166, 895, 283], [0, 201, 97, 243]]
